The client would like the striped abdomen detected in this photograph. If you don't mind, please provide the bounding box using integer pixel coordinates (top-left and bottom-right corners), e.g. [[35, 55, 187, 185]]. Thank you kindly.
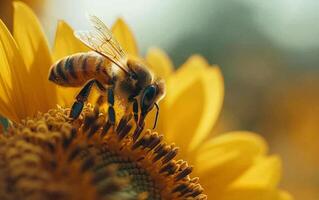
[[49, 51, 112, 87]]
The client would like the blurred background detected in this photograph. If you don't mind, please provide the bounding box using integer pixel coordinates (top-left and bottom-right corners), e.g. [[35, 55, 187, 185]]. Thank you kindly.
[[1, 0, 319, 199]]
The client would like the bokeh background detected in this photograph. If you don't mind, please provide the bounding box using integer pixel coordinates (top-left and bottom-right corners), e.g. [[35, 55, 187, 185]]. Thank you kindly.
[[1, 0, 319, 199]]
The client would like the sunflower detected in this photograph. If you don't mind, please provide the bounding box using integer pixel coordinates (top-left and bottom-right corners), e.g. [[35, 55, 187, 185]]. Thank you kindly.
[[0, 3, 207, 199], [0, 1, 291, 200]]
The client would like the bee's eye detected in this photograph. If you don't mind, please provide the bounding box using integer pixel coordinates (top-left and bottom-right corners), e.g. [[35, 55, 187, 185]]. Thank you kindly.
[[141, 85, 157, 113]]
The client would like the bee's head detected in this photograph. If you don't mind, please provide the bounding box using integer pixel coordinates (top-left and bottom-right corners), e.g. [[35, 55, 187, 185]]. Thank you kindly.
[[139, 78, 166, 128], [126, 59, 166, 129]]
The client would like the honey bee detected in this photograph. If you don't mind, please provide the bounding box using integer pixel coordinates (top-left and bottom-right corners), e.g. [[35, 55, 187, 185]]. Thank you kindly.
[[49, 15, 165, 128]]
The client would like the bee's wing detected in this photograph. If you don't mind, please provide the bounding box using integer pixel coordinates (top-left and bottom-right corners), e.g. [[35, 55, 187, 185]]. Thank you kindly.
[[74, 15, 129, 73]]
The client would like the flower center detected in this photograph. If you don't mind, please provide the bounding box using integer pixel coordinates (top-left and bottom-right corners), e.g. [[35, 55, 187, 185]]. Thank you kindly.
[[93, 149, 158, 199], [0, 105, 206, 200]]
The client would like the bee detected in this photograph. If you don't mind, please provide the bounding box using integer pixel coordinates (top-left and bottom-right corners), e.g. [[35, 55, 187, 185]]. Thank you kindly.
[[49, 15, 165, 128]]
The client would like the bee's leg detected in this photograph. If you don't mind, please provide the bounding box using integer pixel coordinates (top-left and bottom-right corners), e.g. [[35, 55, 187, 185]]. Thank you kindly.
[[95, 80, 107, 93], [107, 87, 116, 125], [132, 98, 139, 125], [93, 81, 107, 114], [95, 81, 116, 125], [70, 80, 95, 119], [94, 95, 106, 115]]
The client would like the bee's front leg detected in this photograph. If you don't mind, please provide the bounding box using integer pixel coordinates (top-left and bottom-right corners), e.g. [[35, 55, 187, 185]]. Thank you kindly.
[[125, 97, 138, 127], [132, 98, 139, 125]]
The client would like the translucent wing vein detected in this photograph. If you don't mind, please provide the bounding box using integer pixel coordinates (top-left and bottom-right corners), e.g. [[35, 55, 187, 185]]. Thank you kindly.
[[74, 15, 128, 71]]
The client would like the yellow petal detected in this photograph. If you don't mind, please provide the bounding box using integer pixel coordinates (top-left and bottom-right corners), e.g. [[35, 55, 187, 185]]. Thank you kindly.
[[216, 188, 285, 200], [163, 55, 224, 152], [215, 187, 293, 200], [0, 20, 17, 121], [52, 20, 89, 61], [230, 156, 282, 188], [165, 55, 207, 105], [52, 20, 90, 106], [190, 64, 224, 150], [13, 2, 52, 70], [194, 132, 267, 193], [111, 18, 138, 56], [278, 191, 294, 200], [145, 47, 173, 79], [0, 19, 33, 122], [13, 1, 57, 112]]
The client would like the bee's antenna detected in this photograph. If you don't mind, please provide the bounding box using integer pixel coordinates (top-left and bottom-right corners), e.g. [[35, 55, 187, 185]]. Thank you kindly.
[[153, 103, 159, 129]]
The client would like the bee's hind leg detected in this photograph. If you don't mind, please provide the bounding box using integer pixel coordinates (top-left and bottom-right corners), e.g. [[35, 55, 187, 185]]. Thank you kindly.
[[70, 80, 95, 119]]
